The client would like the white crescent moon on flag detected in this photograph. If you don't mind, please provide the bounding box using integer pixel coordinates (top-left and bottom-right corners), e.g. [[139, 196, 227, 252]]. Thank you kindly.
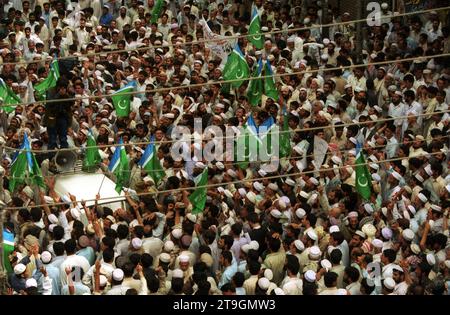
[[236, 68, 244, 79], [252, 34, 261, 41], [117, 99, 128, 110], [358, 176, 369, 187]]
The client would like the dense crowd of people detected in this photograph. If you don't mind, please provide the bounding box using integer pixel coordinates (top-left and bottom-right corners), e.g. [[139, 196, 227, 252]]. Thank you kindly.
[[0, 0, 450, 295]]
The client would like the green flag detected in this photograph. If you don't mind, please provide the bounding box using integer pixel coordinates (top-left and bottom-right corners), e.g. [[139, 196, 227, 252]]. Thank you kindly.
[[279, 108, 291, 158], [83, 129, 102, 172], [139, 136, 166, 185], [108, 138, 130, 193], [34, 60, 60, 97], [189, 168, 208, 214], [9, 133, 45, 192], [151, 0, 164, 24], [223, 44, 250, 89], [264, 59, 279, 100], [0, 78, 21, 114], [235, 115, 259, 169], [355, 146, 372, 200], [112, 82, 136, 118], [248, 5, 264, 49], [247, 58, 263, 106]]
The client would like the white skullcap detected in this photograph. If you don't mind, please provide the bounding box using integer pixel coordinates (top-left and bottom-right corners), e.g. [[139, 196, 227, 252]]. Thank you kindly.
[[309, 177, 319, 186], [274, 288, 285, 295], [402, 229, 414, 241], [14, 263, 26, 275], [278, 199, 287, 210], [238, 188, 247, 197], [299, 191, 310, 199], [349, 137, 357, 145], [304, 270, 316, 282], [407, 205, 416, 214], [70, 208, 81, 220], [383, 277, 396, 290], [294, 240, 305, 251], [246, 191, 257, 204], [382, 227, 393, 240], [131, 238, 142, 249], [99, 275, 108, 287], [430, 205, 442, 212], [164, 240, 175, 252], [424, 165, 433, 177], [285, 178, 296, 187], [307, 229, 318, 241], [160, 253, 171, 263], [410, 244, 421, 255], [172, 228, 183, 239], [215, 161, 224, 170], [227, 169, 237, 178], [417, 193, 428, 203], [258, 277, 270, 290], [186, 213, 197, 223], [241, 244, 252, 254], [264, 269, 273, 281], [48, 213, 59, 224], [258, 169, 267, 177], [348, 211, 358, 219], [372, 239, 383, 249], [364, 204, 374, 214], [179, 255, 190, 263], [372, 173, 381, 182], [381, 2, 389, 9], [224, 190, 234, 199], [112, 269, 124, 281], [426, 254, 436, 266], [329, 225, 340, 233], [283, 281, 299, 295], [253, 182, 264, 192], [268, 183, 278, 191], [25, 278, 38, 288], [331, 156, 342, 164], [391, 171, 402, 181], [369, 163, 379, 170], [270, 209, 282, 219], [172, 269, 184, 279], [250, 240, 259, 251], [41, 251, 52, 264], [355, 230, 366, 239], [309, 246, 321, 259], [296, 208, 306, 219], [321, 259, 332, 271]]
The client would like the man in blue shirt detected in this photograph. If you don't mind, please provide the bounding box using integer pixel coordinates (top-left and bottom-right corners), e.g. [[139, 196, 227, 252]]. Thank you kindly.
[[99, 5, 113, 27], [218, 250, 237, 288]]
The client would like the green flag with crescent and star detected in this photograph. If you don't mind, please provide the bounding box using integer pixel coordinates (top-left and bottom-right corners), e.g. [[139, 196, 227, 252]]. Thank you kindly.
[[189, 168, 208, 214], [112, 81, 137, 118], [222, 44, 250, 89], [248, 4, 264, 49], [355, 143, 372, 200], [247, 57, 263, 106]]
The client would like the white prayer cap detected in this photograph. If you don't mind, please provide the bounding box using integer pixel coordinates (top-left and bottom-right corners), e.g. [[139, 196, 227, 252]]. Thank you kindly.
[[372, 239, 383, 249], [309, 246, 321, 259], [131, 238, 142, 249], [348, 211, 358, 219], [372, 173, 381, 182], [268, 183, 278, 191], [321, 259, 332, 271], [304, 270, 316, 282], [369, 163, 379, 170], [349, 137, 357, 145], [329, 225, 340, 233], [274, 288, 285, 295], [227, 169, 237, 178], [160, 253, 171, 263], [99, 275, 108, 287], [364, 203, 374, 214], [382, 227, 393, 240], [383, 277, 395, 290], [381, 2, 389, 9], [285, 178, 296, 187], [410, 244, 421, 255], [26, 278, 38, 288], [186, 213, 197, 223], [258, 277, 270, 290], [270, 209, 282, 219], [171, 228, 183, 239], [348, 150, 356, 157], [179, 255, 190, 263], [307, 193, 318, 205], [241, 244, 252, 253], [331, 156, 342, 164], [430, 204, 442, 212], [278, 199, 287, 210], [172, 269, 184, 279], [216, 161, 224, 170], [296, 208, 306, 219], [424, 164, 433, 176], [70, 208, 81, 220], [283, 281, 299, 295], [195, 161, 206, 169], [164, 240, 175, 252], [407, 205, 416, 214], [294, 240, 305, 251], [309, 177, 319, 186], [250, 240, 259, 251], [264, 269, 273, 281], [14, 263, 27, 275], [417, 192, 428, 203], [238, 188, 247, 197], [258, 169, 267, 177], [112, 269, 124, 281], [306, 229, 318, 241], [355, 230, 366, 239], [41, 251, 52, 264], [391, 171, 402, 181], [224, 190, 233, 199], [246, 191, 257, 204], [299, 191, 310, 199], [402, 229, 414, 241], [47, 213, 59, 224], [253, 182, 264, 191]]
